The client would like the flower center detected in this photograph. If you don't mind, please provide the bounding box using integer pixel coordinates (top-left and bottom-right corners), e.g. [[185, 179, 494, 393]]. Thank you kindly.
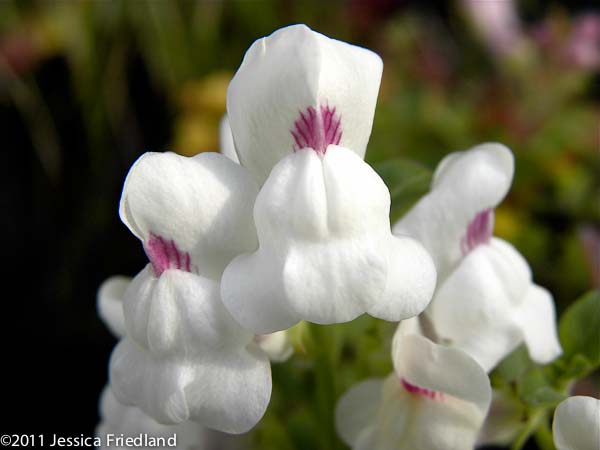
[[400, 377, 444, 400], [461, 209, 494, 255], [144, 233, 193, 277], [291, 103, 342, 154]]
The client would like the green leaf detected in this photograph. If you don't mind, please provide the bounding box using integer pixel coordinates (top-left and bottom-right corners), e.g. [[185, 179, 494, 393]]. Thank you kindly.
[[558, 290, 600, 371], [372, 158, 432, 222], [491, 345, 534, 387], [519, 367, 566, 407], [523, 386, 567, 407]]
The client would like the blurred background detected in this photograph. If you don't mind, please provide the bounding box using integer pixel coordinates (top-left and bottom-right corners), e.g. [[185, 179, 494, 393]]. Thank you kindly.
[[2, 0, 598, 448]]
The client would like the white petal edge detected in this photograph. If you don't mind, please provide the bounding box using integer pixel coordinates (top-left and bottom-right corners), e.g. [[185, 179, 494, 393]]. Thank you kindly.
[[553, 396, 600, 450], [367, 235, 436, 322], [335, 378, 383, 447], [97, 276, 130, 338], [219, 115, 239, 163], [515, 284, 562, 364]]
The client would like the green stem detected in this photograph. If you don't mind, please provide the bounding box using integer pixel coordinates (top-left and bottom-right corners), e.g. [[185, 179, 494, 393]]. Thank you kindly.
[[308, 323, 342, 450], [534, 413, 556, 450], [511, 410, 545, 450]]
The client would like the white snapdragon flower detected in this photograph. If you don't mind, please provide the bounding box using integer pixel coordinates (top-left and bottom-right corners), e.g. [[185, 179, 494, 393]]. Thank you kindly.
[[108, 151, 272, 434], [335, 326, 491, 450], [553, 396, 600, 450], [97, 278, 207, 450], [394, 143, 562, 371], [221, 24, 437, 334]]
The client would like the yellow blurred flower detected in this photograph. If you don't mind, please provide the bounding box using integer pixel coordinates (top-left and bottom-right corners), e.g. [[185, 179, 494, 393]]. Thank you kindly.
[[178, 71, 232, 113], [173, 71, 232, 156], [494, 206, 521, 241], [173, 113, 220, 157]]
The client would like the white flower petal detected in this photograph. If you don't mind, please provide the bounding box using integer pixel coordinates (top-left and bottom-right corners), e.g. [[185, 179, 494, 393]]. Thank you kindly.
[[183, 344, 272, 434], [110, 338, 271, 434], [484, 238, 532, 304], [110, 338, 192, 424], [123, 267, 252, 358], [97, 276, 130, 338], [335, 378, 383, 447], [553, 396, 600, 450], [227, 24, 383, 182], [255, 331, 293, 363], [221, 250, 299, 333], [119, 151, 258, 279], [392, 334, 491, 414], [515, 284, 562, 364], [394, 143, 514, 279], [368, 236, 436, 322], [427, 239, 532, 371], [393, 316, 423, 342], [219, 115, 239, 163], [96, 386, 205, 450], [221, 146, 435, 333]]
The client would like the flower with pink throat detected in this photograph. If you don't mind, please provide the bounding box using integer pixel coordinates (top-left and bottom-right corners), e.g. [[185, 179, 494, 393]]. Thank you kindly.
[[394, 143, 562, 371], [109, 151, 273, 434], [335, 325, 491, 450], [221, 24, 437, 334]]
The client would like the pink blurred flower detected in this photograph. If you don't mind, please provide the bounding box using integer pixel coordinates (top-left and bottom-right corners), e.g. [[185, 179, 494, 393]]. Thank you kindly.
[[564, 14, 600, 70], [461, 0, 523, 57]]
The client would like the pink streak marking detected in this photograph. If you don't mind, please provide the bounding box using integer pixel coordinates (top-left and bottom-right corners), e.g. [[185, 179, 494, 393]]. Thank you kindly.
[[169, 239, 181, 269], [291, 103, 342, 154], [144, 233, 193, 277], [184, 252, 191, 273], [461, 209, 494, 255], [401, 377, 444, 400]]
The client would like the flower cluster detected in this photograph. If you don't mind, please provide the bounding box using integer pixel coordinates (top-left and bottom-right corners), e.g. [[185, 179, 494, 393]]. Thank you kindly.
[[95, 24, 593, 450], [99, 23, 436, 438]]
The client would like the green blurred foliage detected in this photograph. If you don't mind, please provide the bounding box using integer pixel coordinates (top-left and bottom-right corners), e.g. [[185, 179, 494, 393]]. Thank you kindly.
[[556, 290, 600, 377], [490, 290, 600, 449]]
